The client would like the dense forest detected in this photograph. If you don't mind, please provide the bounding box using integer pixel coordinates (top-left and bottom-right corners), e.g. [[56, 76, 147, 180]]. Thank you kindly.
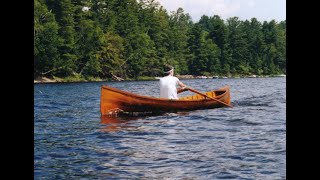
[[34, 0, 286, 81]]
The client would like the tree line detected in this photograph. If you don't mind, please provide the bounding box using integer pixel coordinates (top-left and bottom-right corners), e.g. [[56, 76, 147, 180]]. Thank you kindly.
[[34, 0, 286, 80]]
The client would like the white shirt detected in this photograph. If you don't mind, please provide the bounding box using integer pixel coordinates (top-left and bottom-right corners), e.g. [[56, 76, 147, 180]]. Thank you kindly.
[[159, 75, 180, 99]]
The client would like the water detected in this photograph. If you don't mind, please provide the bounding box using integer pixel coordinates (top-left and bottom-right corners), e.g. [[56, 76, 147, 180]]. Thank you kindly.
[[34, 77, 286, 179]]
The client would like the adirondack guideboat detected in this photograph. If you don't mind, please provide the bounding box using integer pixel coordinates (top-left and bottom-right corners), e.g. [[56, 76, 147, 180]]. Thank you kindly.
[[100, 85, 232, 116]]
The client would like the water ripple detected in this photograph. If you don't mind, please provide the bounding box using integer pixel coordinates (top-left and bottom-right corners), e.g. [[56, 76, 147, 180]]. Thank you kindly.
[[35, 78, 286, 179]]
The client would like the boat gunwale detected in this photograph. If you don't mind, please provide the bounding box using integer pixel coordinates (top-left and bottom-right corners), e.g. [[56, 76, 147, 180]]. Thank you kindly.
[[101, 85, 230, 103]]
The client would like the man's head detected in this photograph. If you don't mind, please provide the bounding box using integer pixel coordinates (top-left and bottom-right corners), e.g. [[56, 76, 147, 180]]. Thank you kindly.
[[164, 64, 174, 76]]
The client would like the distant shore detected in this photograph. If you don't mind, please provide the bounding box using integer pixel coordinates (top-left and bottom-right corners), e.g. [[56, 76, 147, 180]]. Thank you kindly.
[[34, 76, 58, 83], [34, 76, 106, 84], [34, 74, 286, 84]]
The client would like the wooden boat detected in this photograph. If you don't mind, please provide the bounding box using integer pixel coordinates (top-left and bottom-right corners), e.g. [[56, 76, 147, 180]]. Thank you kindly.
[[100, 85, 231, 116]]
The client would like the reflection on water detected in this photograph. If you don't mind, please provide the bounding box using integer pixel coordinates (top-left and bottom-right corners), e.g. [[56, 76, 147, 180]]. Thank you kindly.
[[100, 115, 142, 132], [100, 111, 191, 132]]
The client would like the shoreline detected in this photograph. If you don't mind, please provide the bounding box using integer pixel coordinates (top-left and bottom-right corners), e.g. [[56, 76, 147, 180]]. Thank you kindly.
[[34, 76, 108, 84], [34, 74, 286, 84]]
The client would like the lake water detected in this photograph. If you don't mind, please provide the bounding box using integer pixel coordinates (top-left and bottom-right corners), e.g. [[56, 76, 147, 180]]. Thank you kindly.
[[34, 77, 286, 179]]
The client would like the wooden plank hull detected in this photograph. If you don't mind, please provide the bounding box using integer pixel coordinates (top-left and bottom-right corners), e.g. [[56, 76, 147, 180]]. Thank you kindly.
[[100, 85, 231, 116]]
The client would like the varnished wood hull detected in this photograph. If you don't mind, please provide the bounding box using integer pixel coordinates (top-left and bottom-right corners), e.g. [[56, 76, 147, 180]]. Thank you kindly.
[[100, 85, 231, 116]]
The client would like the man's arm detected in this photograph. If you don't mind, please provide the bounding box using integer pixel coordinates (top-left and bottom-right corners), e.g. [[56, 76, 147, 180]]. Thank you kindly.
[[177, 81, 188, 94], [178, 81, 187, 88]]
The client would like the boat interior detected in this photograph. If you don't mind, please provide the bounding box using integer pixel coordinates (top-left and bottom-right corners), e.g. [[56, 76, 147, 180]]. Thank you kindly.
[[179, 90, 225, 100]]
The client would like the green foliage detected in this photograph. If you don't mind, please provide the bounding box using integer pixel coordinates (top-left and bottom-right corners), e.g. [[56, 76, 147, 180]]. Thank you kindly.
[[34, 0, 286, 80], [55, 53, 77, 76], [126, 32, 157, 78], [62, 73, 86, 82], [167, 8, 192, 74], [136, 76, 155, 81], [98, 32, 125, 78], [34, 0, 61, 76], [81, 56, 102, 76], [75, 19, 104, 76], [188, 23, 221, 76]]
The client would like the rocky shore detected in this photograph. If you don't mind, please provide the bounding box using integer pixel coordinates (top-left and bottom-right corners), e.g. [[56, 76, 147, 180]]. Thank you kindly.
[[34, 76, 58, 83], [34, 74, 286, 84]]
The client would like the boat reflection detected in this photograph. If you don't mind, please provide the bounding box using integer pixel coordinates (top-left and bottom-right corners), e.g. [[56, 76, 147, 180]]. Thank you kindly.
[[100, 115, 136, 124], [100, 112, 163, 132], [100, 111, 190, 132], [100, 115, 141, 132]]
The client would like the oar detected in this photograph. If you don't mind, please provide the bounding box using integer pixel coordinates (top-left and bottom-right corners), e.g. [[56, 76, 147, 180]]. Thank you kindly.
[[187, 87, 233, 108]]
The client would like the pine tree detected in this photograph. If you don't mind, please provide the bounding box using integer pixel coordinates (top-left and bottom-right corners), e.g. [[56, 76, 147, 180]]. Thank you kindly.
[[34, 0, 61, 77]]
